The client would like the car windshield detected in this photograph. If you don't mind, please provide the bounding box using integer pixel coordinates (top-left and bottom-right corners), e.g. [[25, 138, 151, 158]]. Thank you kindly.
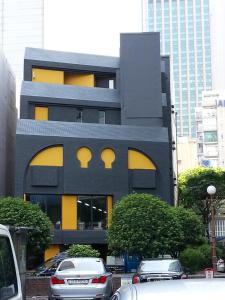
[[59, 259, 105, 273], [138, 260, 181, 273]]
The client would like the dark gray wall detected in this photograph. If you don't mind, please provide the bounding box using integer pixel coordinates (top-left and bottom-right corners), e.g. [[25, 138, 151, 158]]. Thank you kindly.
[[24, 47, 119, 81], [26, 102, 121, 125], [161, 56, 174, 201], [120, 33, 163, 127], [15, 134, 172, 205], [53, 229, 107, 244]]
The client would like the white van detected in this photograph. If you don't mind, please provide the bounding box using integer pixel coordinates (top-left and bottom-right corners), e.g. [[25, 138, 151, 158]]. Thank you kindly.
[[0, 224, 22, 300]]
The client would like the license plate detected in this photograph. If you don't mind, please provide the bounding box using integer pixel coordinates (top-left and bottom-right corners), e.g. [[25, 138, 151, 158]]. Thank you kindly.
[[67, 279, 89, 285]]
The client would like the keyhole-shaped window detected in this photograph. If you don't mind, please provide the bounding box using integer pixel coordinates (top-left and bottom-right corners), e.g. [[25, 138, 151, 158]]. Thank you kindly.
[[101, 148, 116, 169], [77, 147, 92, 168]]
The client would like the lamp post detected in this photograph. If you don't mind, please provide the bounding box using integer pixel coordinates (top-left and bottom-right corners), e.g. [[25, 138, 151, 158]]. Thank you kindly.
[[207, 185, 217, 272]]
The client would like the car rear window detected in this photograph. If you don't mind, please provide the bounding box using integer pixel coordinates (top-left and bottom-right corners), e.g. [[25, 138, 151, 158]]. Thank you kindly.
[[138, 260, 181, 273], [59, 259, 105, 273], [168, 261, 182, 272], [0, 236, 18, 300], [59, 261, 75, 271]]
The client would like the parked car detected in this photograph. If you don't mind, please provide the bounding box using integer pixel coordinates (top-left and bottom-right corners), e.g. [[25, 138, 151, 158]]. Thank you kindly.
[[35, 251, 68, 276], [132, 259, 185, 283], [217, 258, 225, 272], [112, 279, 225, 300], [0, 224, 22, 300], [49, 257, 113, 300]]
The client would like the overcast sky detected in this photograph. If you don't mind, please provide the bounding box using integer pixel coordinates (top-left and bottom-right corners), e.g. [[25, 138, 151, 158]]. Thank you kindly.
[[44, 0, 143, 57]]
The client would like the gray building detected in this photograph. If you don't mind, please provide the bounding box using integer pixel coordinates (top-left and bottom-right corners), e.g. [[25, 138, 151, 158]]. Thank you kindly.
[[0, 51, 17, 196], [143, 0, 212, 138], [16, 33, 174, 260]]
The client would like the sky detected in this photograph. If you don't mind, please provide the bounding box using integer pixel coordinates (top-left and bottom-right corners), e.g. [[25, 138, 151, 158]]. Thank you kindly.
[[44, 0, 143, 57]]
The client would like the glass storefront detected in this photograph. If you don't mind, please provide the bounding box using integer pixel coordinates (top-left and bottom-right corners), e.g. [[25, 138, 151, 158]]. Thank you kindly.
[[27, 194, 109, 231], [28, 194, 61, 229], [77, 196, 107, 230]]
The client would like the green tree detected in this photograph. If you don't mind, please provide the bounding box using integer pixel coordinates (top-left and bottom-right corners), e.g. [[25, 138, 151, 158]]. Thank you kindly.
[[68, 244, 100, 257], [0, 197, 52, 255], [108, 193, 204, 258], [171, 206, 205, 255], [179, 246, 205, 273], [179, 167, 225, 239], [179, 243, 223, 273]]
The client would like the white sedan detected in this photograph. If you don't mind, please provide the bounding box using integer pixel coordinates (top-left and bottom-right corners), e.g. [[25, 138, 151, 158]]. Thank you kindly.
[[49, 257, 113, 300], [111, 279, 225, 300]]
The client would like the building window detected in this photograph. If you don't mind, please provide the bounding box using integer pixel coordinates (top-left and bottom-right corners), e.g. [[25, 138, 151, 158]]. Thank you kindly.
[[77, 195, 107, 230], [109, 79, 114, 89], [204, 131, 218, 143], [28, 194, 61, 229], [98, 111, 105, 124], [76, 109, 83, 123]]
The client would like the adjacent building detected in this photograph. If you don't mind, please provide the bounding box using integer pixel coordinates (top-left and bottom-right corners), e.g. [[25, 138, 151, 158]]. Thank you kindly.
[[196, 90, 225, 168], [177, 137, 198, 174], [0, 51, 17, 196], [0, 0, 44, 81], [15, 33, 174, 259], [143, 0, 212, 138], [210, 0, 225, 91]]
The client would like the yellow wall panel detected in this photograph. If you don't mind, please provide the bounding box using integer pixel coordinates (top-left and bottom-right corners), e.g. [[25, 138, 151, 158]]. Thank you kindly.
[[107, 196, 113, 228], [64, 73, 94, 87], [35, 106, 48, 120], [32, 68, 64, 84], [128, 149, 156, 170], [44, 245, 60, 261], [101, 148, 116, 169], [62, 195, 77, 230], [30, 146, 63, 166]]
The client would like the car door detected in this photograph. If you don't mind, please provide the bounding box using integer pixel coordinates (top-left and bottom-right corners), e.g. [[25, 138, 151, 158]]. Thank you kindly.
[[0, 225, 22, 300]]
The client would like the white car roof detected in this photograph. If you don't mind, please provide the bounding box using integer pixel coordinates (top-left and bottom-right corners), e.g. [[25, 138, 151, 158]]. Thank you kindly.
[[131, 279, 225, 299], [141, 258, 178, 263], [62, 257, 102, 262]]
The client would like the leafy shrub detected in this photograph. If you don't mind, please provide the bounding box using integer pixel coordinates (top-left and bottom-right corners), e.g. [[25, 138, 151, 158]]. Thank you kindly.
[[179, 247, 205, 273], [179, 243, 223, 273], [0, 197, 52, 255], [68, 244, 100, 258]]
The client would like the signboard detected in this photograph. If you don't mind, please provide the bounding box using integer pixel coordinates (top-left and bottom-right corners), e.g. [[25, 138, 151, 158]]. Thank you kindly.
[[205, 268, 214, 279], [217, 99, 225, 107]]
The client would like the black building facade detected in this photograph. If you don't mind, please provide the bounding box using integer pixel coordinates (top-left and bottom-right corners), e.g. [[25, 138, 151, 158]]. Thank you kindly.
[[15, 33, 175, 260]]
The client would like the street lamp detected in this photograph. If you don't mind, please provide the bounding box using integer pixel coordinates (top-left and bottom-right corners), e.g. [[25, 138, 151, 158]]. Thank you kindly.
[[207, 185, 217, 272]]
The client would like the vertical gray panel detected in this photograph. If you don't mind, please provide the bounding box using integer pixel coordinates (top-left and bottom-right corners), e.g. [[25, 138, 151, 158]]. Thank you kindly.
[[49, 106, 77, 122], [105, 110, 121, 125], [120, 33, 162, 125], [95, 77, 109, 88], [82, 109, 98, 123]]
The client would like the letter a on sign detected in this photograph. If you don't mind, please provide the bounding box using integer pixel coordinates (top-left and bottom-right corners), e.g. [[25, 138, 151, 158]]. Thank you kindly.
[[218, 100, 223, 107]]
